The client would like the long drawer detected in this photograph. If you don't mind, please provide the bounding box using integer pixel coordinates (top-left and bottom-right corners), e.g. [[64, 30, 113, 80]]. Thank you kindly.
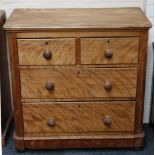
[[23, 101, 135, 133], [20, 68, 137, 99]]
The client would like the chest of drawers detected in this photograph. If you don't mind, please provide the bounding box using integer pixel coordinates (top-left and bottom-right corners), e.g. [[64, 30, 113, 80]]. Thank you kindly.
[[4, 8, 151, 150]]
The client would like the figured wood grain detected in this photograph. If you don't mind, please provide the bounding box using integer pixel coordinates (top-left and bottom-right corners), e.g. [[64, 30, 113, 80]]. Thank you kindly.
[[7, 33, 24, 149], [16, 31, 144, 39], [15, 131, 144, 149], [19, 64, 139, 69], [135, 31, 149, 134], [21, 97, 135, 103], [23, 101, 135, 133], [17, 38, 76, 65], [23, 138, 134, 149], [81, 37, 139, 64], [5, 8, 151, 150], [20, 68, 137, 99], [24, 131, 133, 138], [4, 8, 151, 31]]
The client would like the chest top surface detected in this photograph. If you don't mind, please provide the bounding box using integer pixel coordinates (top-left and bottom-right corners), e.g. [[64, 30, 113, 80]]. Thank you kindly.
[[4, 7, 151, 31]]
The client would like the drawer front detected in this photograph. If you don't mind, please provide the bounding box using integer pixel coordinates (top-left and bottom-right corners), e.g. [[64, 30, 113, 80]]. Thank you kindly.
[[20, 68, 137, 99], [23, 101, 135, 133], [81, 37, 139, 64], [17, 38, 76, 65]]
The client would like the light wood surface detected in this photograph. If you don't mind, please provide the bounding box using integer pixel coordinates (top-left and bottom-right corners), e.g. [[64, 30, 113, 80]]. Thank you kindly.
[[20, 68, 137, 99], [134, 31, 149, 142], [81, 37, 139, 64], [7, 33, 25, 150], [23, 102, 135, 133], [24, 131, 133, 138], [16, 31, 144, 39], [18, 38, 76, 65], [4, 8, 151, 31], [5, 8, 151, 150]]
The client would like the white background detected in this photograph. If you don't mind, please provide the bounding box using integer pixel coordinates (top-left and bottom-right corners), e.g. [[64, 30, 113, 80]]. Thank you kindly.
[[0, 0, 154, 123]]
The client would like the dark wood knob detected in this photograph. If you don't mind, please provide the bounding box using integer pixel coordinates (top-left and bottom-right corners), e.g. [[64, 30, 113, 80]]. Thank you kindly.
[[43, 50, 52, 60], [45, 81, 54, 91], [104, 49, 113, 59], [104, 81, 112, 91], [103, 115, 111, 125], [47, 118, 55, 127]]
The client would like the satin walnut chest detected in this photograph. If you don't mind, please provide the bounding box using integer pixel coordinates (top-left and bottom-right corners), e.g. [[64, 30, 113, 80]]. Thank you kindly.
[[4, 8, 151, 150]]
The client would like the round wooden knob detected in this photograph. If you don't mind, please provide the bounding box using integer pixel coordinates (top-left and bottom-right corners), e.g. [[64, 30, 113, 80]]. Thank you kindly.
[[103, 115, 111, 125], [45, 81, 54, 91], [43, 50, 52, 60], [104, 81, 112, 91], [47, 118, 55, 127], [104, 49, 113, 59]]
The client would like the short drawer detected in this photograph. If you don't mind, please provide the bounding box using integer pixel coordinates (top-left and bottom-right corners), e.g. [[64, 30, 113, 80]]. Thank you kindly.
[[81, 37, 139, 64], [17, 38, 76, 65], [20, 68, 137, 99], [23, 101, 135, 133]]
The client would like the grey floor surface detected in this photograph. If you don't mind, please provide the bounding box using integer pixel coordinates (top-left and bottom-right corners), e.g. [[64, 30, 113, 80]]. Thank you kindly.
[[2, 124, 154, 155]]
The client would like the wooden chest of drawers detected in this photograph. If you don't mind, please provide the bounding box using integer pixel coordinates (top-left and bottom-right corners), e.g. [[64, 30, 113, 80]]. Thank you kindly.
[[4, 8, 151, 150]]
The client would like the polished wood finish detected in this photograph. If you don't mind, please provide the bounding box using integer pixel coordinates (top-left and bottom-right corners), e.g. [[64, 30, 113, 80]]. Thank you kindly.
[[20, 68, 137, 99], [24, 131, 134, 137], [5, 8, 151, 150], [16, 31, 145, 38], [4, 8, 151, 31], [81, 37, 139, 64], [23, 101, 135, 133], [0, 10, 12, 146], [7, 33, 24, 150], [134, 31, 149, 147], [17, 38, 76, 65]]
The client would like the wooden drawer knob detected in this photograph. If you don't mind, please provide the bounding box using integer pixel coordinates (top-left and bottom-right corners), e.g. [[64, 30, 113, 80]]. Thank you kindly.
[[104, 49, 113, 59], [43, 50, 52, 60], [104, 81, 112, 91], [103, 115, 111, 125], [47, 117, 55, 127], [45, 81, 54, 91]]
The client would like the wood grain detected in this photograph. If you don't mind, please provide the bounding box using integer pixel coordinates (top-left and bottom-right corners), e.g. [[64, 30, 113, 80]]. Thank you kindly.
[[23, 131, 135, 149], [7, 33, 24, 149], [81, 37, 139, 64], [20, 68, 137, 99], [23, 138, 134, 149], [16, 31, 144, 39], [5, 8, 151, 150], [17, 38, 76, 65], [24, 131, 133, 138], [21, 97, 135, 102], [14, 131, 144, 149], [23, 101, 135, 133], [135, 31, 149, 134], [19, 64, 139, 69], [4, 8, 151, 31]]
